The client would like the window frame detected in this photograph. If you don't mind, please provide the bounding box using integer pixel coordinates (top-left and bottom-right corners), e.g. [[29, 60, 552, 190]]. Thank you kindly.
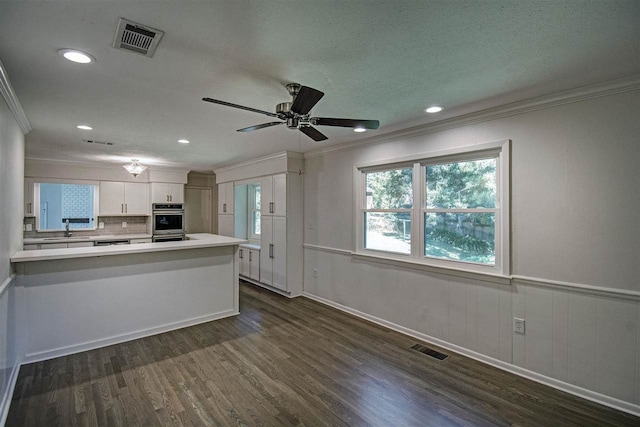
[[33, 179, 100, 232], [248, 183, 261, 241], [355, 140, 510, 276]]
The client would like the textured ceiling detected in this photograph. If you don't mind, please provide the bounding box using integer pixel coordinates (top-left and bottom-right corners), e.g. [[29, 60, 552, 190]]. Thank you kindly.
[[0, 0, 638, 172]]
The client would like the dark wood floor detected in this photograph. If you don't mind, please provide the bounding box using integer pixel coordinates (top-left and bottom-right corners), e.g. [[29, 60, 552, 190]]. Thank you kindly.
[[7, 281, 639, 426]]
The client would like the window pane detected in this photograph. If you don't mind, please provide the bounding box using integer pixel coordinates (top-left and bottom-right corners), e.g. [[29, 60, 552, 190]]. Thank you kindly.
[[426, 159, 496, 209], [39, 183, 95, 230], [254, 186, 261, 209], [366, 168, 413, 209], [253, 211, 261, 234], [365, 212, 411, 254], [424, 212, 495, 265]]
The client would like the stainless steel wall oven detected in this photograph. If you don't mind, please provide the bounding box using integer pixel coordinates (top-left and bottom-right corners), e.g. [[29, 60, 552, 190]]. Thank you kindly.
[[152, 204, 185, 241]]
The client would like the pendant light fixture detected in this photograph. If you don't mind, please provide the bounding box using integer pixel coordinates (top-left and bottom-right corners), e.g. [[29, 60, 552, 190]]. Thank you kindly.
[[123, 159, 148, 177]]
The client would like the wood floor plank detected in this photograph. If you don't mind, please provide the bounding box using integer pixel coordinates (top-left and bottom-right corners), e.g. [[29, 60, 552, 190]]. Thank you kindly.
[[7, 281, 640, 427]]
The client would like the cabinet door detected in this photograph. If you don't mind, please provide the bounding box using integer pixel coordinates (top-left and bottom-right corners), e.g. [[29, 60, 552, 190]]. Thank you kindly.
[[67, 242, 94, 248], [24, 178, 35, 217], [260, 176, 274, 215], [218, 182, 234, 214], [249, 249, 260, 281], [99, 182, 125, 215], [239, 248, 250, 276], [151, 183, 170, 204], [124, 183, 149, 215], [170, 183, 184, 203], [272, 173, 287, 216], [218, 214, 234, 237], [259, 216, 273, 286], [271, 216, 287, 291]]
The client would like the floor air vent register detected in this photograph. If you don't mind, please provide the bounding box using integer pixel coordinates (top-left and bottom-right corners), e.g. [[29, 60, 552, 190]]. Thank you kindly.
[[411, 344, 449, 361]]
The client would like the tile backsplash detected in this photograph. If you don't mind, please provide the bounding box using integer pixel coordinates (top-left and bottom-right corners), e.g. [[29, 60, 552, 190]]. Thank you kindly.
[[23, 216, 150, 238]]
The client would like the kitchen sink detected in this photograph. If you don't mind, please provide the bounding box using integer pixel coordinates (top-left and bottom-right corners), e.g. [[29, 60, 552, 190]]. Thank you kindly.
[[43, 237, 88, 240]]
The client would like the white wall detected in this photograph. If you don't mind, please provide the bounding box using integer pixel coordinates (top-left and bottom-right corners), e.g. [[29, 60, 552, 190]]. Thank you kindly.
[[0, 95, 25, 423], [303, 87, 640, 412]]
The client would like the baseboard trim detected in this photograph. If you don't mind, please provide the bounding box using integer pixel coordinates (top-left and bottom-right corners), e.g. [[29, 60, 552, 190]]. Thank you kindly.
[[23, 309, 239, 364], [0, 359, 21, 427], [302, 291, 640, 418], [240, 277, 294, 298]]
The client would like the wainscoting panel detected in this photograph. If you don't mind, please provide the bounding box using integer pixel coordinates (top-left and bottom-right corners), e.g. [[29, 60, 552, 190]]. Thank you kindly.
[[303, 245, 640, 414]]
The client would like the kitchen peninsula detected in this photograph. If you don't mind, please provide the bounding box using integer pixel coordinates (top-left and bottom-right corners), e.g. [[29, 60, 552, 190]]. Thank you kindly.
[[11, 233, 246, 363]]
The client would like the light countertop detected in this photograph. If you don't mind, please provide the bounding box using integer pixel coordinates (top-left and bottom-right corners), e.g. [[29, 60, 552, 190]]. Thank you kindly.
[[24, 234, 153, 244], [12, 234, 247, 263]]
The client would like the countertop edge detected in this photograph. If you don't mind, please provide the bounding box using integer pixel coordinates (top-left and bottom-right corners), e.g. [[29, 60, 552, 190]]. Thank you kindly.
[[12, 234, 248, 263]]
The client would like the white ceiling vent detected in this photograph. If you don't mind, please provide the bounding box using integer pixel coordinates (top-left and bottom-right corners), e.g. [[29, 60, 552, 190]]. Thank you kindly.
[[113, 18, 164, 58]]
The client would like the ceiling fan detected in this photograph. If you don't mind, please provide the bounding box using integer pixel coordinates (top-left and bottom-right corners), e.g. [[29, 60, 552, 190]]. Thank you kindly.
[[202, 83, 379, 141]]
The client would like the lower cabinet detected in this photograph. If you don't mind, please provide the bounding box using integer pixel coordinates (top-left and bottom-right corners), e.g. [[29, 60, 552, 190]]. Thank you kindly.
[[260, 216, 287, 291], [24, 241, 94, 250], [239, 246, 260, 282]]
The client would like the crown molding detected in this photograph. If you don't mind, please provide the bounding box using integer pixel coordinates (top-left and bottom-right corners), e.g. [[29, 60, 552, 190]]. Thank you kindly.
[[304, 74, 640, 159], [213, 151, 302, 175], [0, 58, 31, 134]]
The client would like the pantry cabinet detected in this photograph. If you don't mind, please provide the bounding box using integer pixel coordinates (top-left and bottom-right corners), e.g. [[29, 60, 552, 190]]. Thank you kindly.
[[260, 173, 286, 216], [151, 183, 184, 204], [217, 182, 234, 214], [99, 182, 149, 215]]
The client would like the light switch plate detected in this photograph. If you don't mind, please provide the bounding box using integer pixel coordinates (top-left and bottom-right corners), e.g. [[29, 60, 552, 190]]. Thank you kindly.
[[99, 222, 104, 229], [514, 318, 525, 334], [26, 224, 33, 231], [122, 221, 127, 228]]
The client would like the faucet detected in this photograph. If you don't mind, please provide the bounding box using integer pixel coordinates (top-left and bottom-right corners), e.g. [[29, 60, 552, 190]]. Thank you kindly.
[[64, 219, 72, 237]]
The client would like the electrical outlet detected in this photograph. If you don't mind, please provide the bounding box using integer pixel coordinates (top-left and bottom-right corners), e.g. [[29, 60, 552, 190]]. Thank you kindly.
[[99, 222, 104, 229], [26, 224, 32, 231], [313, 268, 318, 278], [514, 318, 525, 334], [122, 221, 127, 228]]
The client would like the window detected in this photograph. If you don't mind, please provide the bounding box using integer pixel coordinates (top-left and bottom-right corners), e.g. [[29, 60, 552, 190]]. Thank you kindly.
[[364, 167, 413, 254], [35, 181, 99, 231], [249, 184, 261, 239], [357, 140, 510, 275]]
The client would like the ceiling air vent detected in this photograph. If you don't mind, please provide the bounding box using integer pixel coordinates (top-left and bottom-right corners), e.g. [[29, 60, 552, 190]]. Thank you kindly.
[[113, 18, 164, 58]]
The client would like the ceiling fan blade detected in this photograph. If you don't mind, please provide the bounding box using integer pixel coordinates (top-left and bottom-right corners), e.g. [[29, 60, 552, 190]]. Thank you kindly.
[[290, 86, 324, 115], [202, 97, 281, 118], [237, 122, 284, 132], [312, 117, 379, 129], [299, 126, 328, 142]]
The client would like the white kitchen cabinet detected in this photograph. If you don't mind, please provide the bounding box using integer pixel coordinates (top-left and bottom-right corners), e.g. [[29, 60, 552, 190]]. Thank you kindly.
[[260, 173, 286, 216], [67, 241, 94, 248], [217, 214, 234, 237], [23, 244, 38, 250], [24, 241, 95, 250], [239, 246, 260, 282], [99, 182, 149, 215], [259, 216, 288, 291], [217, 182, 234, 214], [24, 178, 35, 217], [151, 183, 184, 204]]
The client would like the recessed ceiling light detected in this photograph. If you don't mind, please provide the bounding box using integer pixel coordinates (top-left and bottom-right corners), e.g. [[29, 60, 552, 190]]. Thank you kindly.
[[178, 139, 190, 144], [58, 49, 95, 64], [76, 125, 93, 130], [425, 106, 443, 113], [353, 127, 366, 133]]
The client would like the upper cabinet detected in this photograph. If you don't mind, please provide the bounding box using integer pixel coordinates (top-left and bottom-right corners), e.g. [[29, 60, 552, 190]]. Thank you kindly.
[[151, 183, 184, 204], [99, 182, 149, 215], [260, 173, 286, 216], [217, 182, 234, 214], [24, 178, 35, 217]]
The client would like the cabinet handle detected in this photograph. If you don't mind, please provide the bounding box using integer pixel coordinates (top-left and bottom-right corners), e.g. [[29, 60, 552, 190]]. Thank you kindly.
[[125, 203, 128, 213], [223, 203, 227, 213], [27, 202, 31, 214], [239, 249, 243, 259], [269, 243, 274, 259], [170, 195, 172, 202], [249, 251, 252, 262], [121, 203, 124, 213], [269, 202, 274, 213]]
